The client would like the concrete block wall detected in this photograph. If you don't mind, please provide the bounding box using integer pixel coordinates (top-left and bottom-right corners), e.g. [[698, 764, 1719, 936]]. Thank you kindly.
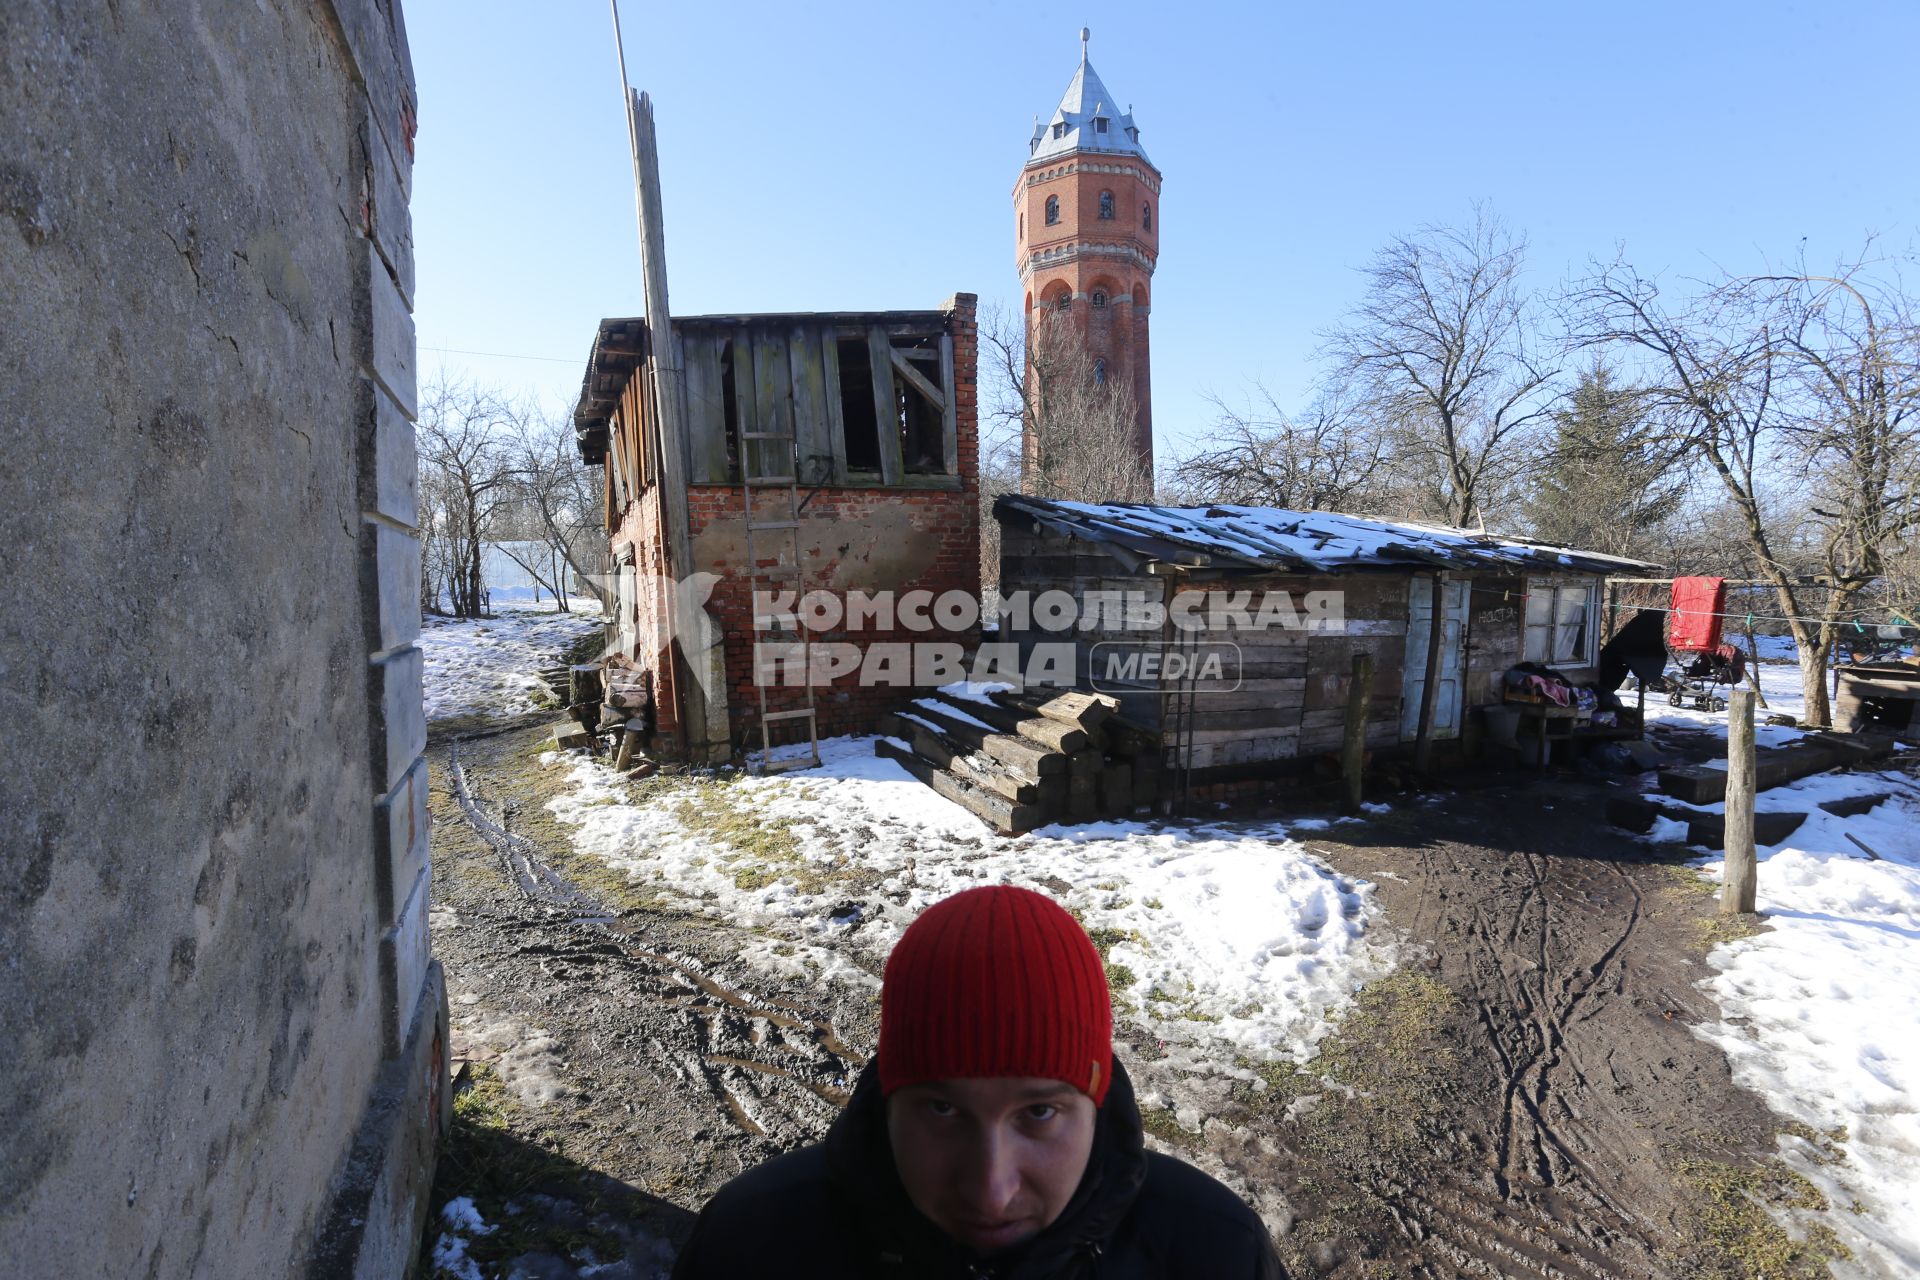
[[0, 1, 446, 1276]]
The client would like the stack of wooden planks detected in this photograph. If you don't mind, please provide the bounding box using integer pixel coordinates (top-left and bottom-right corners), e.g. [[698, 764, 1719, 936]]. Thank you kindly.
[[875, 689, 1157, 835]]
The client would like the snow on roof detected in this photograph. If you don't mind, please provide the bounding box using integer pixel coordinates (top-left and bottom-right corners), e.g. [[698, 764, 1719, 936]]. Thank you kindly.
[[994, 496, 1662, 577]]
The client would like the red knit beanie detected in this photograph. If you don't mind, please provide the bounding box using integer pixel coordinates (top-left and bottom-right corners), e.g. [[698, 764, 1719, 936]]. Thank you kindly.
[[878, 885, 1114, 1106]]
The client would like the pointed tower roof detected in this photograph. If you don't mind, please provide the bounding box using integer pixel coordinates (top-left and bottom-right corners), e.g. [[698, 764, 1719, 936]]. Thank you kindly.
[[1028, 29, 1152, 166]]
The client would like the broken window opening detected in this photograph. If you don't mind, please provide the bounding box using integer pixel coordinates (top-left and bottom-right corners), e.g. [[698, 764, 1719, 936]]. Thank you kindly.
[[1098, 190, 1114, 220], [1045, 195, 1059, 225], [1142, 202, 1152, 231], [1051, 122, 1067, 139], [835, 338, 883, 472], [897, 347, 946, 476], [1093, 359, 1106, 386]]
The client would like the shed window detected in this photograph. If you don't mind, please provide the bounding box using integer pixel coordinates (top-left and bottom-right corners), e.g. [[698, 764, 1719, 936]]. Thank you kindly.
[[1044, 195, 1059, 225], [1098, 190, 1114, 220], [1051, 122, 1067, 139], [1523, 581, 1596, 667], [1093, 116, 1109, 134]]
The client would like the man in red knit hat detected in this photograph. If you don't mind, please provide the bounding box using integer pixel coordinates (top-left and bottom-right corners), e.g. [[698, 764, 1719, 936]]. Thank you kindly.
[[671, 884, 1286, 1278]]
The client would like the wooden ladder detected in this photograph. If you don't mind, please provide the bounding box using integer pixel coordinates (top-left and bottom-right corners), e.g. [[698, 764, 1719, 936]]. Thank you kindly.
[[741, 429, 820, 774]]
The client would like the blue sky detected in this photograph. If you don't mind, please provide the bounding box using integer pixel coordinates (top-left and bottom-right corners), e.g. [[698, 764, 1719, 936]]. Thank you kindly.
[[408, 0, 1917, 466]]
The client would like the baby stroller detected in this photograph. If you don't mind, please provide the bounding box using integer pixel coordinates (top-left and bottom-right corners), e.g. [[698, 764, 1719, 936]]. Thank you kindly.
[[1661, 576, 1746, 712], [1667, 643, 1746, 712]]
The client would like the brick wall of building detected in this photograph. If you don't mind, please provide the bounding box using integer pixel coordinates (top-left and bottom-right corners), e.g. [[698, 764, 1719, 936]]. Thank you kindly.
[[605, 296, 981, 757]]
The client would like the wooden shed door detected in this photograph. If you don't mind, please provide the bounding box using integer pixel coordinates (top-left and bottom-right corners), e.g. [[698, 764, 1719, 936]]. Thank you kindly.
[[1402, 578, 1469, 741]]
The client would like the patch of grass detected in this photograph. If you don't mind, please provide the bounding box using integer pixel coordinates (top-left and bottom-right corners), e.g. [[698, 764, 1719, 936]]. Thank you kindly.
[[1697, 911, 1769, 951], [1779, 1121, 1850, 1167], [1677, 1157, 1850, 1278], [428, 712, 499, 738], [1143, 897, 1164, 910], [1085, 925, 1140, 955], [1139, 1105, 1190, 1147], [1660, 862, 1719, 895], [672, 776, 873, 898], [422, 1067, 629, 1270]]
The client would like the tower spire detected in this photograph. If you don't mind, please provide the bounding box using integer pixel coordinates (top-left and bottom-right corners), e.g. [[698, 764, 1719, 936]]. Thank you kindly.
[[1080, 26, 1089, 63]]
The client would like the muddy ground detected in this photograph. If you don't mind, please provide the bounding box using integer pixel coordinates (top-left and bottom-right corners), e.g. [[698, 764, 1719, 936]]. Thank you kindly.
[[419, 717, 1847, 1280]]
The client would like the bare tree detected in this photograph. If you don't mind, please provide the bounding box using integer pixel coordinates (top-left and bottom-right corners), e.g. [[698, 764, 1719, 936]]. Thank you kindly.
[[980, 303, 1154, 504], [417, 379, 518, 619], [498, 403, 608, 612], [1568, 253, 1920, 724], [1323, 207, 1559, 527], [1168, 385, 1391, 510]]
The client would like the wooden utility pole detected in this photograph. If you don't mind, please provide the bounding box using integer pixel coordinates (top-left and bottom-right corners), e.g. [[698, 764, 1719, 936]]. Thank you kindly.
[[610, 2, 709, 760], [1341, 651, 1375, 813], [1721, 688, 1758, 914], [1413, 572, 1447, 775]]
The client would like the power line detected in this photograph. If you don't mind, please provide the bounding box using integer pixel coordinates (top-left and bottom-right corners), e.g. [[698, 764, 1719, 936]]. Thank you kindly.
[[421, 344, 579, 365]]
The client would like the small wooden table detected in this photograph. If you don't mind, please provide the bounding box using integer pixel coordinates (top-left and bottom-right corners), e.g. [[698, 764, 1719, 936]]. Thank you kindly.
[[1510, 701, 1643, 771]]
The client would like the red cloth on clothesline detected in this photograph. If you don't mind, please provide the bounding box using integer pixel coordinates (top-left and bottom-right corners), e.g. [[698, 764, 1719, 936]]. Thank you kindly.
[[1669, 576, 1726, 652]]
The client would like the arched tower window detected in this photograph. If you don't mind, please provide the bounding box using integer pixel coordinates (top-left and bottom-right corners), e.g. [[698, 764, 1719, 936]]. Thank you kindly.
[[1093, 359, 1107, 386], [1142, 202, 1152, 231], [1090, 289, 1108, 308], [1019, 212, 1024, 238], [1044, 195, 1060, 226], [1098, 190, 1114, 220]]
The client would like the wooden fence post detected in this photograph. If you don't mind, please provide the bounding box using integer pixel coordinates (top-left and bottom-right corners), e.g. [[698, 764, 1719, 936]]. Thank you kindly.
[[1721, 688, 1758, 914], [1342, 652, 1374, 814]]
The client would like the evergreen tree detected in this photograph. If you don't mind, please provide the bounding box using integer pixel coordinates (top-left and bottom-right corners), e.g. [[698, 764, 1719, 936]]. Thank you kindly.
[[1523, 363, 1684, 556]]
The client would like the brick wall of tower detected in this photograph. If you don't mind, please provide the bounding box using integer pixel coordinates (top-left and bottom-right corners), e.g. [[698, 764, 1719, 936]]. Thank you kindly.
[[1014, 152, 1159, 471]]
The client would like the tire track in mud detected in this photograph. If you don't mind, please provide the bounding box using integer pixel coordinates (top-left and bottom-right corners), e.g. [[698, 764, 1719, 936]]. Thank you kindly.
[[1348, 825, 1668, 1279], [441, 739, 870, 1161]]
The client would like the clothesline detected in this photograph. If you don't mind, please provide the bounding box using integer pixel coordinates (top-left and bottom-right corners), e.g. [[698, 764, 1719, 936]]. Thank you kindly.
[[1456, 582, 1911, 633]]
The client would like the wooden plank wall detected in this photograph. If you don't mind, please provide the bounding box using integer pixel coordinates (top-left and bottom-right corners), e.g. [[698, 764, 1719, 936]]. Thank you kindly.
[[997, 526, 1166, 727], [995, 526, 1619, 773], [677, 319, 951, 486]]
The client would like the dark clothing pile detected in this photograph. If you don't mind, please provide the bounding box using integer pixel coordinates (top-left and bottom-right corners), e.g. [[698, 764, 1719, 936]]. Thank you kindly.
[[670, 1059, 1287, 1279]]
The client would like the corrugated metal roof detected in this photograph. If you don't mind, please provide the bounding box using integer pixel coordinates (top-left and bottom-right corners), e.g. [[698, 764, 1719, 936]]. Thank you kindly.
[[995, 495, 1663, 576]]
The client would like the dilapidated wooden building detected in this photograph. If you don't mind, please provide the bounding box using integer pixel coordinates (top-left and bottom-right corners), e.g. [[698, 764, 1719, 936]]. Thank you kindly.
[[995, 496, 1658, 784], [574, 297, 982, 761]]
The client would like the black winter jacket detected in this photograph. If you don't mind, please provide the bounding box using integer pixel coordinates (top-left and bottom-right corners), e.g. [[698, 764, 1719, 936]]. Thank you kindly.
[[671, 1060, 1285, 1279]]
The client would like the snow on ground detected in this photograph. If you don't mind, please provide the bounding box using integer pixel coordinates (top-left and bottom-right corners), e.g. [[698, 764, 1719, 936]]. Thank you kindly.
[[419, 599, 603, 723], [1639, 649, 1812, 744], [542, 735, 1398, 1076], [1645, 758, 1920, 1274]]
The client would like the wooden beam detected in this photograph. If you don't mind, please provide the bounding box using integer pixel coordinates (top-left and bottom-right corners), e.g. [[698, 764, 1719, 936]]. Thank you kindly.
[[622, 86, 710, 758], [820, 331, 849, 484], [890, 345, 946, 408], [939, 333, 958, 476], [867, 325, 904, 485]]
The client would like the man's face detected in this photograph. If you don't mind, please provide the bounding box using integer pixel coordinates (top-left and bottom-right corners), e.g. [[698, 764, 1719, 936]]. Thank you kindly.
[[885, 1076, 1098, 1255]]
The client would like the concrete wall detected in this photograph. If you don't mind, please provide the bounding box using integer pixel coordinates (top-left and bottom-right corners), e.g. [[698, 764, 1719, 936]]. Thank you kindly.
[[0, 2, 445, 1276]]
